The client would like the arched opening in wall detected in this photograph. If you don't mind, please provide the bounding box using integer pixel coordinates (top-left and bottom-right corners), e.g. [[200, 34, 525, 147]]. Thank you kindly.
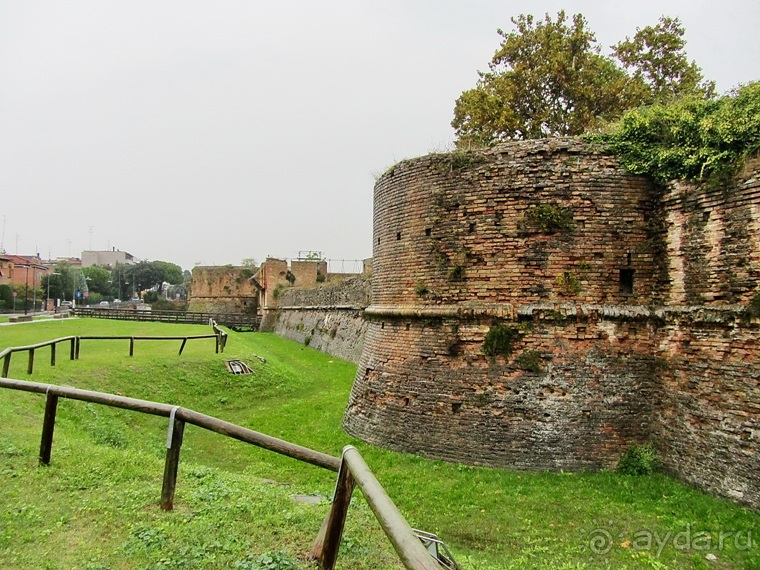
[[620, 269, 635, 295]]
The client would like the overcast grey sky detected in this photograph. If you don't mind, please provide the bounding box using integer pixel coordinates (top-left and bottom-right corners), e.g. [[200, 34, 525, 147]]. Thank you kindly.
[[1, 1, 758, 271]]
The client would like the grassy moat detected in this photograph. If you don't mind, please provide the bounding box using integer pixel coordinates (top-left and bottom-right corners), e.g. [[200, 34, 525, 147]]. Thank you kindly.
[[1, 319, 757, 569]]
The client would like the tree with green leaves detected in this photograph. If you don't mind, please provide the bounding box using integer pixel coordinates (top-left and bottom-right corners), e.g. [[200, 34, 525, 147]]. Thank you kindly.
[[612, 16, 715, 104], [41, 261, 76, 301], [152, 260, 183, 285], [452, 12, 713, 146], [82, 266, 111, 294]]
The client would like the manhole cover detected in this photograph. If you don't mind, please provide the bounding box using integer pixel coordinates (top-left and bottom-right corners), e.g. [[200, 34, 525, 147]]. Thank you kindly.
[[225, 360, 253, 374]]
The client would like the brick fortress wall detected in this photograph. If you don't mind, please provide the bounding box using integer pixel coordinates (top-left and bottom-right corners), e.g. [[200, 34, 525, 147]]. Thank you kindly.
[[188, 266, 260, 314], [343, 139, 759, 508], [271, 276, 371, 363]]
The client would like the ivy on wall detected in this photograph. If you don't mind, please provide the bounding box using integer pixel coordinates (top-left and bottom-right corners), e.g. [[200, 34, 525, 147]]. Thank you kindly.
[[593, 82, 760, 185]]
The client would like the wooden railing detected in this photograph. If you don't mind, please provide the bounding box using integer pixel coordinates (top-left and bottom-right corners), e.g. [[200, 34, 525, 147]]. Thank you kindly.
[[0, 377, 446, 570], [74, 307, 261, 330], [0, 324, 227, 378]]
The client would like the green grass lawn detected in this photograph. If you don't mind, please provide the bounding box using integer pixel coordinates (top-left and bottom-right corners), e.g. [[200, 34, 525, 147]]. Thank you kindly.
[[1, 319, 758, 569]]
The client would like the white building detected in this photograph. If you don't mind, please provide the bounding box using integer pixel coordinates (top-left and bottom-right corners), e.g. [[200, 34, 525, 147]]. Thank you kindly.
[[81, 249, 136, 267]]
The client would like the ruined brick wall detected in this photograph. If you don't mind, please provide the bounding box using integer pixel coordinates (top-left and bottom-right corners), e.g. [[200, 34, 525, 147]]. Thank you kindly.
[[653, 165, 760, 508], [271, 276, 370, 363], [655, 309, 759, 508], [188, 266, 259, 314], [344, 138, 759, 508], [663, 165, 760, 305]]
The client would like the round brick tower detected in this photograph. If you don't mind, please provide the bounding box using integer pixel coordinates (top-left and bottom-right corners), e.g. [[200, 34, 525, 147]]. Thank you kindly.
[[343, 139, 664, 470]]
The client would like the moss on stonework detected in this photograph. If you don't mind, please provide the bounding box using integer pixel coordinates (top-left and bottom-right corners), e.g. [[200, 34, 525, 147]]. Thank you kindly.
[[745, 291, 760, 319]]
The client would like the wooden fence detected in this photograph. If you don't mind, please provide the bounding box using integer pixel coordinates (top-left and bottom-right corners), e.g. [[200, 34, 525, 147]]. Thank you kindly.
[[0, 377, 447, 570], [0, 324, 227, 378], [74, 307, 261, 330]]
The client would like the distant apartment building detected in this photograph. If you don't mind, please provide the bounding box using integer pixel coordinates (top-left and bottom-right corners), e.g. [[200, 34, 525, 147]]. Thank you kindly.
[[82, 249, 136, 267]]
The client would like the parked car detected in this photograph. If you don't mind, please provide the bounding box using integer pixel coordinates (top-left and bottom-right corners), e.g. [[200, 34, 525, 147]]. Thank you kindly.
[[99, 301, 109, 307], [60, 301, 73, 309]]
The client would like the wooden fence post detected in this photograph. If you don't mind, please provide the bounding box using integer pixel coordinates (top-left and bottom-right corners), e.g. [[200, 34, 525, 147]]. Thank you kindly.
[[130, 337, 135, 357], [39, 390, 59, 465], [70, 338, 75, 360], [50, 343, 56, 367], [27, 348, 35, 375], [75, 337, 81, 359], [2, 353, 11, 378], [161, 407, 185, 511], [178, 339, 187, 355], [310, 453, 356, 569]]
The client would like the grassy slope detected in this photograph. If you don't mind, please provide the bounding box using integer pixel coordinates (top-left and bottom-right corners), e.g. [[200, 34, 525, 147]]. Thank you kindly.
[[0, 319, 758, 569]]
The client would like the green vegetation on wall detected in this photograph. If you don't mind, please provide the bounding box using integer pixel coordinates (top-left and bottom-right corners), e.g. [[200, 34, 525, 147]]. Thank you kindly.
[[482, 324, 522, 358], [595, 82, 760, 184], [524, 203, 575, 233]]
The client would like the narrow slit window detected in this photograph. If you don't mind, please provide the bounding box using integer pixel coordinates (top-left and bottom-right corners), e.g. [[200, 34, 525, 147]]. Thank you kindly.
[[620, 269, 635, 295]]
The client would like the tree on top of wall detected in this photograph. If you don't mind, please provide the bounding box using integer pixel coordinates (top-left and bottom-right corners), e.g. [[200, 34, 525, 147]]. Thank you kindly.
[[452, 12, 713, 146]]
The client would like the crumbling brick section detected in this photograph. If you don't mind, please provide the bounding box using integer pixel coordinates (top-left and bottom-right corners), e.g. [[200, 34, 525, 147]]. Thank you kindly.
[[343, 139, 759, 509]]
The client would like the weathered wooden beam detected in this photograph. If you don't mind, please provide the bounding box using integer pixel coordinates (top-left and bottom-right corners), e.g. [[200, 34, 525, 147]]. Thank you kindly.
[[2, 353, 11, 378], [39, 392, 59, 465], [178, 408, 341, 472], [310, 455, 356, 569], [161, 410, 185, 510], [342, 446, 444, 570], [27, 348, 35, 375]]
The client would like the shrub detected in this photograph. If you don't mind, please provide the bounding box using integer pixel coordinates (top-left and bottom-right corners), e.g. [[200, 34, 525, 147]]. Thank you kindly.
[[483, 325, 521, 358], [447, 265, 466, 281], [595, 82, 760, 185], [516, 349, 543, 372], [149, 298, 188, 311], [524, 203, 575, 233], [617, 443, 660, 475], [555, 271, 582, 296], [272, 284, 286, 300]]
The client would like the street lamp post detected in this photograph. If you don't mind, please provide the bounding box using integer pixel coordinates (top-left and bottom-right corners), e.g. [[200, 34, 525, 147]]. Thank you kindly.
[[32, 265, 37, 314], [24, 264, 29, 315]]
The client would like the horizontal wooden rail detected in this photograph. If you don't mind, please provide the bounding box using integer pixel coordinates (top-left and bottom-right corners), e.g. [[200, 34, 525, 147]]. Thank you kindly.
[[74, 307, 261, 329], [0, 377, 446, 569], [1, 325, 226, 378], [0, 377, 339, 472], [0, 337, 77, 378]]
